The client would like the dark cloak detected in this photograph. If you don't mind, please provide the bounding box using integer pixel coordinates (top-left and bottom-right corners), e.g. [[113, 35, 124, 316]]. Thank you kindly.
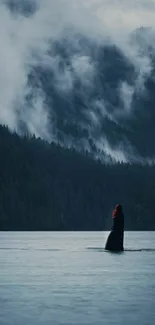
[[105, 209, 124, 251]]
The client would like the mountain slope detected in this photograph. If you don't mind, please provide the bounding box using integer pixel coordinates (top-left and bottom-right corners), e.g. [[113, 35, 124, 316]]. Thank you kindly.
[[1, 1, 155, 163]]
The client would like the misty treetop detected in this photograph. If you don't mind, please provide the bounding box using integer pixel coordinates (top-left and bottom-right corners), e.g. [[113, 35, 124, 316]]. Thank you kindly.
[[0, 125, 155, 231], [1, 0, 155, 164], [1, 1, 155, 231]]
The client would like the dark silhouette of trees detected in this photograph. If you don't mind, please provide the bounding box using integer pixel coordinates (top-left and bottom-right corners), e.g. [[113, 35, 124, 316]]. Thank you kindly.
[[0, 125, 155, 230]]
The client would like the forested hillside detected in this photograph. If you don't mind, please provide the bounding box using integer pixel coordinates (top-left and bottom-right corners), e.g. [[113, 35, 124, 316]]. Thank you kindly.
[[0, 125, 155, 231]]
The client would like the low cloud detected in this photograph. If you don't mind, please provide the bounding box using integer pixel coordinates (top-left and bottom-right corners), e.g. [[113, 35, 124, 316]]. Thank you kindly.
[[0, 0, 155, 162]]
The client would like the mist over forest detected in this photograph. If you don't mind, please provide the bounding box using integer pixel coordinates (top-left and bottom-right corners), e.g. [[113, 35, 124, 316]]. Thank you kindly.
[[1, 0, 155, 230]]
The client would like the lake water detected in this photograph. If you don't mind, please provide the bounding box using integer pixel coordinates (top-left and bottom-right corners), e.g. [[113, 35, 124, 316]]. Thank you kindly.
[[0, 232, 155, 325]]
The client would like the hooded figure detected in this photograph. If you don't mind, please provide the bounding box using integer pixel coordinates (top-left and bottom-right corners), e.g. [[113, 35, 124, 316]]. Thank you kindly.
[[105, 204, 124, 251]]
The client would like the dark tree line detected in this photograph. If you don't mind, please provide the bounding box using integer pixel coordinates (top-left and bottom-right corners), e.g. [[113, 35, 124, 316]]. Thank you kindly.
[[0, 125, 155, 230]]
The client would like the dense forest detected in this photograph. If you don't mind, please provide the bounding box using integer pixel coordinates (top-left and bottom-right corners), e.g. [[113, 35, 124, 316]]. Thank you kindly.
[[0, 125, 155, 231]]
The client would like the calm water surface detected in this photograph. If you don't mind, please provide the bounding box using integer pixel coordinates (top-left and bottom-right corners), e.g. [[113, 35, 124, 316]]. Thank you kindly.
[[0, 231, 155, 325]]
